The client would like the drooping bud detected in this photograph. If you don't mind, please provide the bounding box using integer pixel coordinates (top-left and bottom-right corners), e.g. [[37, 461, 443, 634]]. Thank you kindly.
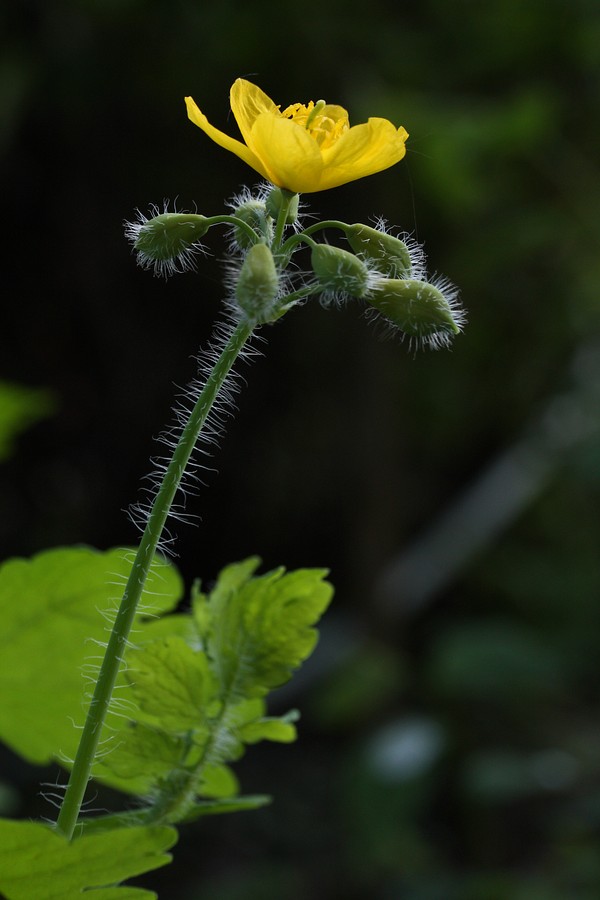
[[345, 223, 415, 278], [311, 244, 371, 298], [368, 278, 464, 348], [235, 243, 280, 323], [265, 188, 299, 225], [126, 212, 210, 276]]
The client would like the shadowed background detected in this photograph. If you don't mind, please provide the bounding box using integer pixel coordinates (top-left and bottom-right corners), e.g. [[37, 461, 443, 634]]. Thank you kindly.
[[2, 0, 600, 897]]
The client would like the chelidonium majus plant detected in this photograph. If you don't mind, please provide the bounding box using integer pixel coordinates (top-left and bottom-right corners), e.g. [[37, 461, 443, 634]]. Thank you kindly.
[[0, 79, 464, 898]]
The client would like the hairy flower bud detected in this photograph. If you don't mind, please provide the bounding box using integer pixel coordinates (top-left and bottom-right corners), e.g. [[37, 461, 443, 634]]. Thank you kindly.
[[265, 188, 299, 225], [345, 223, 416, 278], [369, 277, 464, 348], [231, 200, 272, 249], [235, 243, 280, 323], [311, 244, 371, 298], [125, 211, 210, 276]]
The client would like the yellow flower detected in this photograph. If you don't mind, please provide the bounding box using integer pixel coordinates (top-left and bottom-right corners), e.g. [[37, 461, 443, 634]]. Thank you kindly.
[[185, 79, 408, 194]]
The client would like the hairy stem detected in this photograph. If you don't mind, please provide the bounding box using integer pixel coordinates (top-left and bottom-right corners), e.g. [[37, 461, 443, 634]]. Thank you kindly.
[[55, 319, 254, 839]]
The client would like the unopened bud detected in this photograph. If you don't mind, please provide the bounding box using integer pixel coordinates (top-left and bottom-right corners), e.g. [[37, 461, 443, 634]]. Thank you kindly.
[[369, 278, 463, 346], [345, 224, 413, 278], [311, 244, 371, 298], [235, 243, 280, 323], [134, 213, 209, 261], [231, 200, 272, 249], [265, 188, 299, 224], [126, 212, 210, 275]]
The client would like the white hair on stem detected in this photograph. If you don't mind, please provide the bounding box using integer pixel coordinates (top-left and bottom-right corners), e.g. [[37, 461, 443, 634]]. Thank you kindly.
[[127, 313, 262, 560]]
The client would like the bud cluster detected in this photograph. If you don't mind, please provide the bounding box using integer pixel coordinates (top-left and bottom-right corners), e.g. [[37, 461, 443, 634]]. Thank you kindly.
[[125, 186, 464, 347], [228, 185, 299, 251], [308, 222, 463, 349], [226, 187, 299, 325]]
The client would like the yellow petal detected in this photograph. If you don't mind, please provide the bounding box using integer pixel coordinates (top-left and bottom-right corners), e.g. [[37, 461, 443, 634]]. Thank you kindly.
[[230, 79, 279, 146], [319, 119, 409, 190], [319, 104, 348, 122], [249, 114, 325, 193], [184, 96, 270, 180]]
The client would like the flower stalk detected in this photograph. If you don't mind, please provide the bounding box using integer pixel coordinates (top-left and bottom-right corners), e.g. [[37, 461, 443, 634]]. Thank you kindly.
[[55, 320, 254, 840]]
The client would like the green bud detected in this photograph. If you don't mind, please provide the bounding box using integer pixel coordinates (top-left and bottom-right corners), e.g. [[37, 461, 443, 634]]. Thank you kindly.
[[345, 224, 413, 278], [235, 243, 280, 324], [369, 278, 462, 342], [133, 213, 209, 264], [311, 244, 371, 298], [265, 188, 299, 224], [231, 200, 272, 249]]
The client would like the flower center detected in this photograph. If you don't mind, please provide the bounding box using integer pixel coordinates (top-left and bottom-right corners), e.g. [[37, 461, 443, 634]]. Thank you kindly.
[[281, 100, 349, 150]]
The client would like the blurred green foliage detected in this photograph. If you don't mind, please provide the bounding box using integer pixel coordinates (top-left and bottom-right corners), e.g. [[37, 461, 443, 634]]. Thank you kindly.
[[0, 382, 54, 463], [3, 0, 600, 896]]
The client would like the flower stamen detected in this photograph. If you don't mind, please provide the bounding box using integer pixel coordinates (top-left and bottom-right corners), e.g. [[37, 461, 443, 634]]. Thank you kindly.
[[305, 100, 326, 130], [281, 100, 350, 150]]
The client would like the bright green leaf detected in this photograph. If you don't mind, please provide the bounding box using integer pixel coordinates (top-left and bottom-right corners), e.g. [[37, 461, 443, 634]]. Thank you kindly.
[[225, 696, 267, 726], [199, 763, 239, 798], [238, 712, 299, 745], [181, 795, 271, 822], [0, 818, 177, 899], [0, 547, 183, 767], [94, 722, 188, 795], [192, 557, 260, 641], [135, 611, 199, 647], [125, 636, 216, 732], [224, 699, 299, 744], [197, 560, 333, 701]]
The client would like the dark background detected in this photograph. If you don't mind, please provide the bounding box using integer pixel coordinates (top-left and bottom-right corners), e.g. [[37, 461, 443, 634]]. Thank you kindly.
[[2, 0, 600, 896]]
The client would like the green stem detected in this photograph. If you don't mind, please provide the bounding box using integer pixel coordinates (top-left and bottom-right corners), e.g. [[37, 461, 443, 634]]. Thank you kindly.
[[272, 190, 297, 251], [300, 219, 350, 237], [205, 215, 262, 245], [278, 233, 318, 260], [279, 285, 323, 307], [279, 221, 349, 259], [55, 319, 254, 840]]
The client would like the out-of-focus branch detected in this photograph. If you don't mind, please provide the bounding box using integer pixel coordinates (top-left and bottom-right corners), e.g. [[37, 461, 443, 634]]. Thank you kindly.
[[374, 340, 600, 616]]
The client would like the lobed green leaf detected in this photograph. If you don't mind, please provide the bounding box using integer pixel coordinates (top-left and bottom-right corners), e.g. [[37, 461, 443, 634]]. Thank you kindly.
[[238, 710, 299, 744], [180, 795, 271, 822], [0, 818, 177, 899], [196, 559, 333, 701], [0, 547, 183, 768], [125, 636, 217, 732], [198, 762, 239, 798], [93, 722, 188, 795], [97, 559, 332, 810], [0, 551, 332, 827]]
